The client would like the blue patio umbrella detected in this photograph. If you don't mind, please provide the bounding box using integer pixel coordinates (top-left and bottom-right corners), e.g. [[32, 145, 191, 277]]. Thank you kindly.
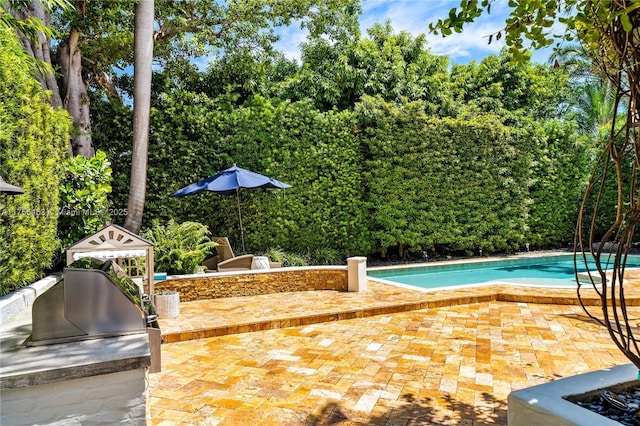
[[171, 164, 291, 252]]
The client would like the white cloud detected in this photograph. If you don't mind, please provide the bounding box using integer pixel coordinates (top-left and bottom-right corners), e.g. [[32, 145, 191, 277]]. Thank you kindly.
[[274, 21, 308, 63], [425, 21, 505, 61], [274, 0, 557, 64], [360, 0, 453, 36], [360, 0, 508, 63]]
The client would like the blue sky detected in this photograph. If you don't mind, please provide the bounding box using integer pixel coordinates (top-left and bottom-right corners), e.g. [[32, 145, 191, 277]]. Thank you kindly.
[[275, 0, 555, 65]]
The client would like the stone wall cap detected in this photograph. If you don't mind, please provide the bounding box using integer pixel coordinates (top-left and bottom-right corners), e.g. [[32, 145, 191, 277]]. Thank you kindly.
[[0, 275, 61, 323]]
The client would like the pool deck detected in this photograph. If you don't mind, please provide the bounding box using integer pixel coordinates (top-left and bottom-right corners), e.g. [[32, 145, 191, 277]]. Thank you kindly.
[[150, 269, 640, 425], [158, 280, 633, 344]]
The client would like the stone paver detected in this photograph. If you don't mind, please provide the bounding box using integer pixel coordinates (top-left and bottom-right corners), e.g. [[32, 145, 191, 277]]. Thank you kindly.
[[149, 278, 636, 425], [157, 278, 638, 344]]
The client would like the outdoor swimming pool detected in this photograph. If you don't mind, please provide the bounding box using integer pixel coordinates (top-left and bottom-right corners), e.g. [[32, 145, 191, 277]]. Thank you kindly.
[[367, 253, 640, 290]]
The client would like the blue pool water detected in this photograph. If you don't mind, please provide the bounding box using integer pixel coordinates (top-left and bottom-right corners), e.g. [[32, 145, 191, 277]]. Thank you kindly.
[[367, 254, 640, 290]]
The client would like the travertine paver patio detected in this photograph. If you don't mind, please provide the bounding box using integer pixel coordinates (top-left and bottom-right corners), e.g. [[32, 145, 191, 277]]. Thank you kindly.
[[149, 279, 639, 425]]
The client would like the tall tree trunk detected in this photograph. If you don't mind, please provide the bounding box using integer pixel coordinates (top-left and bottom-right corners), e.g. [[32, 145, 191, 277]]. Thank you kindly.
[[11, 0, 62, 108], [10, 0, 72, 155], [57, 27, 94, 157], [124, 0, 154, 234], [11, 0, 93, 157]]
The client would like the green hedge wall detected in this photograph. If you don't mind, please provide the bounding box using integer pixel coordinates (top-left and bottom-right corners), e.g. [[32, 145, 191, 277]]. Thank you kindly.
[[95, 91, 590, 260], [0, 29, 71, 294], [358, 96, 530, 256], [233, 98, 371, 256], [57, 150, 113, 252], [115, 94, 371, 256], [524, 119, 590, 248]]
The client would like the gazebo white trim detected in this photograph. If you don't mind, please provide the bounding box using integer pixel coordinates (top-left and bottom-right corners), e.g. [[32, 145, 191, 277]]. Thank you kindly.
[[66, 225, 155, 295]]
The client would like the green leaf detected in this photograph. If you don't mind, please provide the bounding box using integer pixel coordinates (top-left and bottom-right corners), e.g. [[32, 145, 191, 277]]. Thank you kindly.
[[620, 13, 632, 32]]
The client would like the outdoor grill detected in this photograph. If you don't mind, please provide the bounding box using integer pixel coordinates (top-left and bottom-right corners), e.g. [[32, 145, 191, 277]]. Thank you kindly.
[[26, 258, 161, 372]]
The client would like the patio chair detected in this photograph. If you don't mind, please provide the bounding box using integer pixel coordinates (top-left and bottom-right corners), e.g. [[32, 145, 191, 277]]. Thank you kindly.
[[217, 254, 255, 272], [202, 237, 254, 272], [202, 236, 282, 272], [202, 237, 235, 271]]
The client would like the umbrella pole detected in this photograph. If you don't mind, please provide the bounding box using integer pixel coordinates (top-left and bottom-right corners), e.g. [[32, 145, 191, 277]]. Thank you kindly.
[[236, 189, 245, 253]]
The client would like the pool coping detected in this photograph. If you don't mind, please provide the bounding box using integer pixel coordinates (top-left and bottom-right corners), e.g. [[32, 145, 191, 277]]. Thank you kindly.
[[157, 252, 640, 343], [366, 251, 573, 271], [366, 276, 580, 292]]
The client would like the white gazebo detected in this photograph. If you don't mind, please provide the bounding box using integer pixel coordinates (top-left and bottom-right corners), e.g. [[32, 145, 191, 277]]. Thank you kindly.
[[66, 224, 155, 295]]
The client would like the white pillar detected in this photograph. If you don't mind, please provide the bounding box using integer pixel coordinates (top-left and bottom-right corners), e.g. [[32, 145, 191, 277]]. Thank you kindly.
[[347, 256, 367, 292]]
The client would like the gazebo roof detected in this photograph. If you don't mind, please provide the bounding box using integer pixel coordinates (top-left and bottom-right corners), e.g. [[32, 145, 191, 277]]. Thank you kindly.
[[67, 224, 154, 252], [66, 224, 157, 295]]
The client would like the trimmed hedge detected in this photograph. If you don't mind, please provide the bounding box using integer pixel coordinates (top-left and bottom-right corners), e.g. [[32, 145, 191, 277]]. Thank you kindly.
[[0, 29, 72, 294], [103, 94, 371, 256], [94, 91, 590, 260], [358, 96, 530, 256], [57, 150, 113, 252]]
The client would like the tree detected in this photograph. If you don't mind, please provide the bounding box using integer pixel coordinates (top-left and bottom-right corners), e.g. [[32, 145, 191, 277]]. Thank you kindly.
[[552, 43, 617, 140], [8, 0, 130, 156], [168, 49, 299, 106], [449, 50, 569, 120], [431, 0, 640, 369], [7, 0, 361, 159], [124, 0, 153, 234], [1, 0, 69, 79], [278, 21, 451, 112]]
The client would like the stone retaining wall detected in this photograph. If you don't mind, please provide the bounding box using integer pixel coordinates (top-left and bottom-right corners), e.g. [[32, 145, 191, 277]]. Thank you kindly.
[[153, 267, 348, 302]]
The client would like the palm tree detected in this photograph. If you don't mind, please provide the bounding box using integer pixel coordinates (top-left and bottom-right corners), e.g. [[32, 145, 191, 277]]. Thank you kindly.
[[552, 43, 617, 142], [571, 80, 617, 140], [124, 0, 153, 234]]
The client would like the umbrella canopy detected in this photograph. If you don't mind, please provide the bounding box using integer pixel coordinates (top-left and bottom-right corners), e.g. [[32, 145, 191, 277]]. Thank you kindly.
[[172, 164, 290, 196], [171, 164, 291, 252], [0, 176, 24, 195]]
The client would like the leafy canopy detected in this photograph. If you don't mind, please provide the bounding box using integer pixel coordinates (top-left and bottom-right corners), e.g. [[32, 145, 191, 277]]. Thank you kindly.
[[50, 0, 361, 100], [429, 0, 638, 61], [278, 21, 451, 112]]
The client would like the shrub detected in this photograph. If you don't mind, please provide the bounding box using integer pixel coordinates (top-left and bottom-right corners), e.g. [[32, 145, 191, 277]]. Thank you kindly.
[[311, 247, 343, 265], [262, 248, 286, 264], [261, 248, 309, 267], [141, 220, 217, 274], [0, 29, 72, 294], [280, 252, 309, 267], [57, 150, 113, 251]]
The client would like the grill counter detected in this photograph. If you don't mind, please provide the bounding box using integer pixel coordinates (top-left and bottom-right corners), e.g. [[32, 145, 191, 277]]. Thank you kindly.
[[27, 259, 161, 372]]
